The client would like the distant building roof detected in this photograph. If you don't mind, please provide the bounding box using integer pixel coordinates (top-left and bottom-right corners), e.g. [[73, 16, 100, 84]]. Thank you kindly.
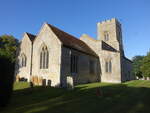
[[48, 24, 98, 57]]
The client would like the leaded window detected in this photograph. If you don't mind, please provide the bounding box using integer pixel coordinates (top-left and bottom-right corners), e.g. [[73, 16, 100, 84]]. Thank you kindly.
[[40, 46, 49, 69], [21, 53, 27, 67], [71, 54, 78, 73], [105, 60, 112, 73]]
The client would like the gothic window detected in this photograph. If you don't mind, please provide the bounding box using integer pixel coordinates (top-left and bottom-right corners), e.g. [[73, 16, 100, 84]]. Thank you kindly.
[[105, 61, 109, 72], [40, 45, 49, 69], [104, 31, 109, 41], [21, 53, 27, 67], [89, 60, 95, 74], [71, 54, 78, 74], [105, 60, 112, 73]]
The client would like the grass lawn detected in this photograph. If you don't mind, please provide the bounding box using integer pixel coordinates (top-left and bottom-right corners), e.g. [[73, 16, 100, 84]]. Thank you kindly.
[[1, 80, 150, 113]]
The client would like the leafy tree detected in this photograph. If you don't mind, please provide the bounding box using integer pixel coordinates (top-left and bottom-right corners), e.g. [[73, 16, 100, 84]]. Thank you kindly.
[[132, 55, 144, 78], [0, 35, 19, 62], [140, 52, 150, 77]]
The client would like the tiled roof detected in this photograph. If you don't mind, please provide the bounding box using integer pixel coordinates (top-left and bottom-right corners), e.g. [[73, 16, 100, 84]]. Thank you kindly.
[[26, 32, 36, 42], [48, 24, 98, 57]]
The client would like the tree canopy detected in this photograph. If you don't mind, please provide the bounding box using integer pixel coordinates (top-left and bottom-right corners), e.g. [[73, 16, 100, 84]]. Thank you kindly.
[[132, 55, 144, 78], [132, 51, 150, 78], [140, 52, 150, 77], [0, 35, 19, 62]]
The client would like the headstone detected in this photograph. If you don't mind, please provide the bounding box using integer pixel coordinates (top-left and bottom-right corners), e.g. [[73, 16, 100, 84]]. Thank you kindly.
[[67, 76, 74, 90], [30, 82, 33, 88], [47, 80, 51, 86], [42, 79, 46, 87]]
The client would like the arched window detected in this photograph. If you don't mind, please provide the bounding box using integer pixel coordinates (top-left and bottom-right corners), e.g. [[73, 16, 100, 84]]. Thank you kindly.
[[104, 31, 109, 41], [105, 60, 112, 73], [105, 61, 109, 73], [71, 54, 78, 74], [40, 45, 49, 69], [21, 53, 27, 67], [109, 60, 112, 73]]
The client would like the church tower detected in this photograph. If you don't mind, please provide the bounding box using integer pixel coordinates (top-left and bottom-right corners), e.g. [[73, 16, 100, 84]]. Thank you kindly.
[[97, 18, 124, 55]]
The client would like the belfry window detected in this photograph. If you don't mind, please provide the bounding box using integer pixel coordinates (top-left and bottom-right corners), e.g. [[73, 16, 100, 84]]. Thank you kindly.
[[40, 46, 49, 69], [105, 60, 112, 73], [104, 32, 109, 41], [21, 53, 27, 67]]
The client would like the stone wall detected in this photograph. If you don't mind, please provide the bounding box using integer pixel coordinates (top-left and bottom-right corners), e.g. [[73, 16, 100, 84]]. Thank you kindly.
[[99, 50, 122, 83], [121, 57, 135, 81], [60, 46, 100, 87], [15, 33, 32, 82], [80, 23, 122, 83], [80, 34, 101, 54], [97, 18, 121, 51], [32, 24, 62, 87]]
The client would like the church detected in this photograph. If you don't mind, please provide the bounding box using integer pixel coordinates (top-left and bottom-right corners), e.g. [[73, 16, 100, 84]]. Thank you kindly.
[[15, 18, 135, 87]]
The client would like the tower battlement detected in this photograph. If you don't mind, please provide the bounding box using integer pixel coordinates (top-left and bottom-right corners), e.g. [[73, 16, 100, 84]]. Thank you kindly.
[[97, 18, 121, 26], [97, 18, 123, 52]]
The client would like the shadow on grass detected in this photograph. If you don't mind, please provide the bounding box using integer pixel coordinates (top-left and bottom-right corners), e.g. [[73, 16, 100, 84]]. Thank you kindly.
[[2, 83, 150, 113]]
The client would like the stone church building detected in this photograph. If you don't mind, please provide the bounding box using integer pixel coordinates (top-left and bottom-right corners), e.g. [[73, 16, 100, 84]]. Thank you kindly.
[[15, 18, 134, 87]]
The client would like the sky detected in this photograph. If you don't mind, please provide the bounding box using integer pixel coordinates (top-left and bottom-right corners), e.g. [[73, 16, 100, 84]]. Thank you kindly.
[[0, 0, 150, 59]]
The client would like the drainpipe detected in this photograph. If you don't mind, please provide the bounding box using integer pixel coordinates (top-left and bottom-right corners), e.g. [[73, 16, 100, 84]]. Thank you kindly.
[[30, 41, 33, 81]]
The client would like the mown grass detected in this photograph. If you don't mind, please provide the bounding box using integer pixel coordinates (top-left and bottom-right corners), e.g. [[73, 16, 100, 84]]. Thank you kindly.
[[13, 82, 30, 90], [1, 80, 150, 113]]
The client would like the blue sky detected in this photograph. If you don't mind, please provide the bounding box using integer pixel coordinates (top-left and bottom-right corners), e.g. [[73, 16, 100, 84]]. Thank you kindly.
[[0, 0, 149, 59]]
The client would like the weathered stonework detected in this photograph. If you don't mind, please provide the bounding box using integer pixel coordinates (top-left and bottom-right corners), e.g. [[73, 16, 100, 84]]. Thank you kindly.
[[15, 33, 33, 82], [32, 24, 62, 86], [15, 18, 135, 87], [80, 18, 135, 83]]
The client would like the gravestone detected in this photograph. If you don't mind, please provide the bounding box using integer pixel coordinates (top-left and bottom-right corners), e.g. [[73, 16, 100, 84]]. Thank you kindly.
[[42, 79, 46, 87], [67, 76, 74, 90]]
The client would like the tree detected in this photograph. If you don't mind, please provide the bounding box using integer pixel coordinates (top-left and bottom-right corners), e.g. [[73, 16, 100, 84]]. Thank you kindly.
[[0, 35, 19, 62], [0, 35, 19, 107], [140, 52, 150, 77], [132, 55, 144, 78]]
